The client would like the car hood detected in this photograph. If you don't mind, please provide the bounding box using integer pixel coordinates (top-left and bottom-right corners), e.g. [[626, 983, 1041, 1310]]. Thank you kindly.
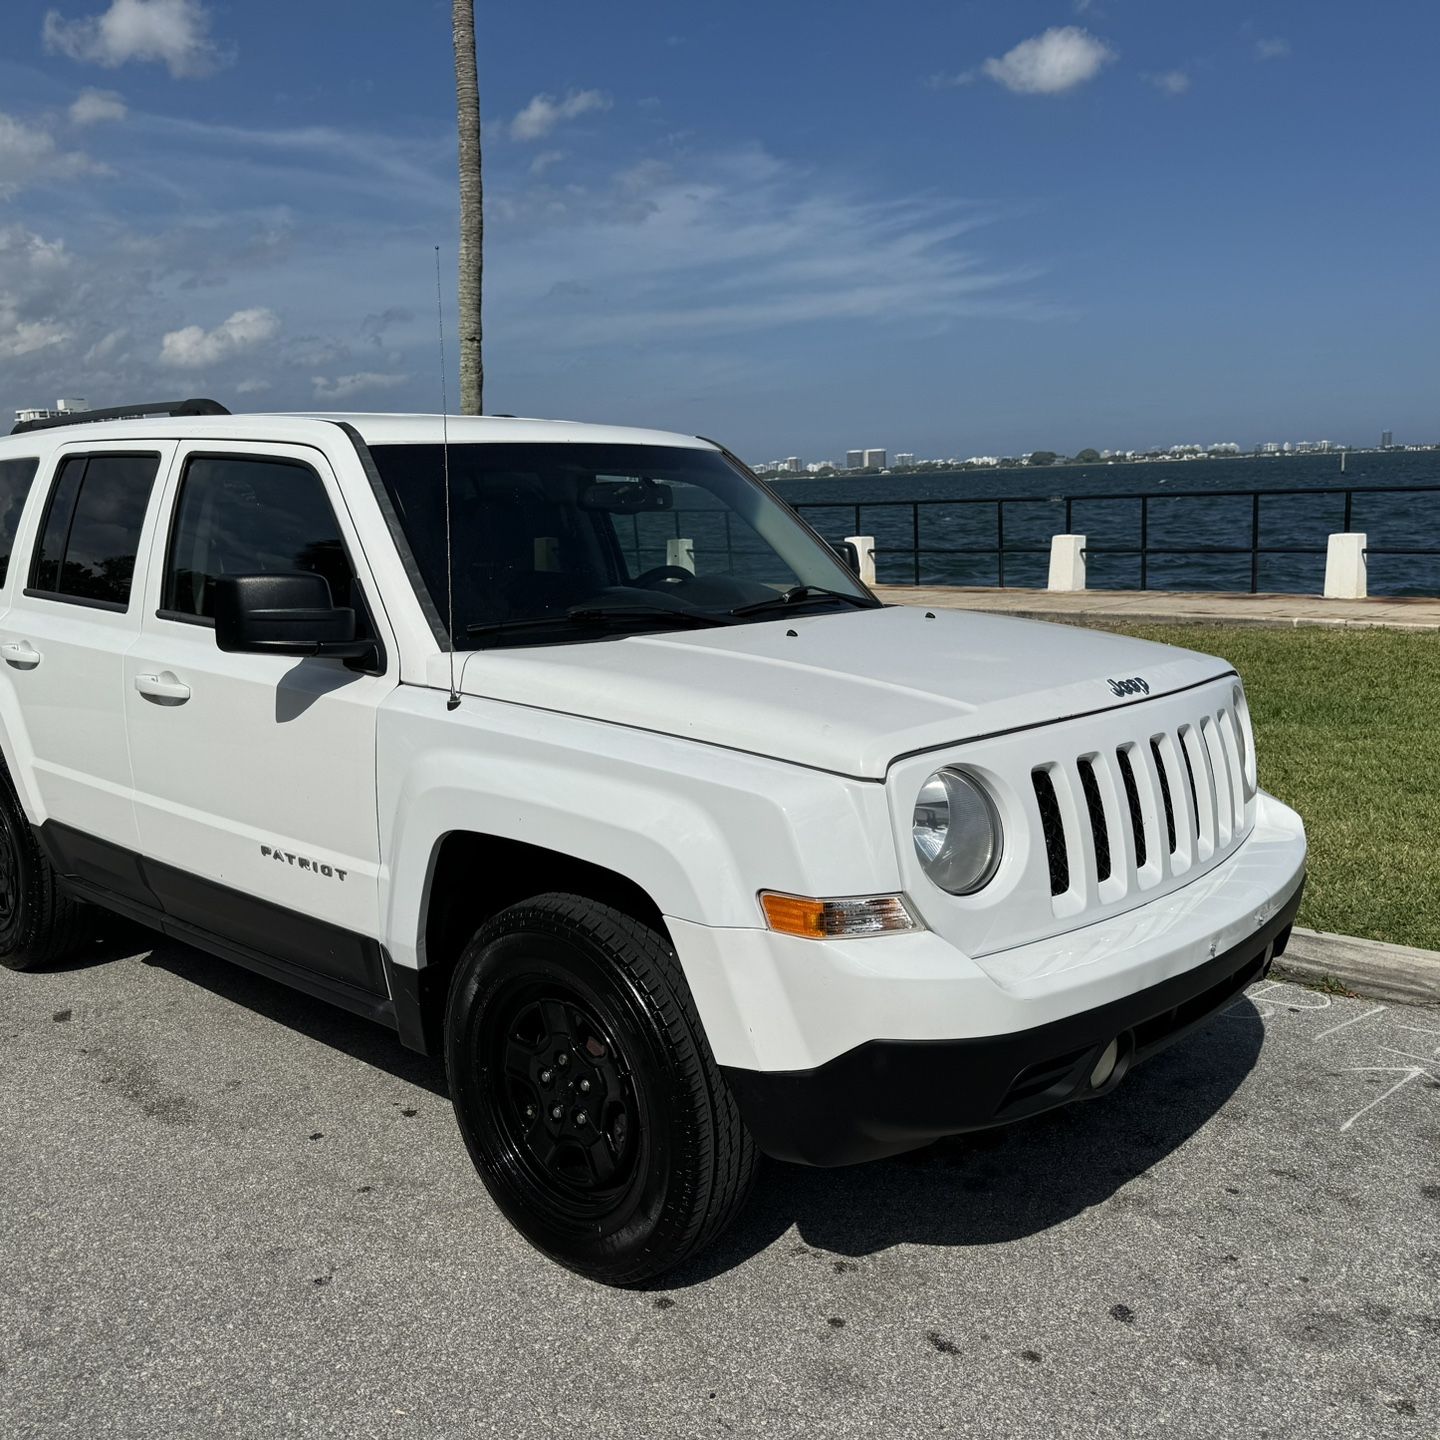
[[450, 604, 1232, 779]]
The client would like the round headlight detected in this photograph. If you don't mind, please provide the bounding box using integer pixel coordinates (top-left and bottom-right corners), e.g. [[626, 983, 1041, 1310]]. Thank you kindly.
[[912, 768, 1003, 894]]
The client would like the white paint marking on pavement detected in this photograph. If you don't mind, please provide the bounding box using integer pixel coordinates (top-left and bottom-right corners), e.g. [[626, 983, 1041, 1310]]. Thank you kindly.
[[1230, 981, 1334, 1024], [1313, 1005, 1388, 1042], [1378, 1046, 1440, 1072], [1393, 1024, 1440, 1056], [1339, 1067, 1430, 1133], [1264, 985, 1334, 1011], [1246, 981, 1283, 998]]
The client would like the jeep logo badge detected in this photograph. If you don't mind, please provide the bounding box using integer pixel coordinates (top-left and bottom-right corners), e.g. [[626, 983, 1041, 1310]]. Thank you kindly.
[[1107, 676, 1150, 697]]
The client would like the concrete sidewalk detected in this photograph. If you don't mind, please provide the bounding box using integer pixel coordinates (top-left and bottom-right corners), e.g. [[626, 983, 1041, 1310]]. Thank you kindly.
[[873, 585, 1440, 631]]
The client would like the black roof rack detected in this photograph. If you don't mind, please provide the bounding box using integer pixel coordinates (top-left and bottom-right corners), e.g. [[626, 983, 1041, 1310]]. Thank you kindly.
[[10, 398, 230, 436]]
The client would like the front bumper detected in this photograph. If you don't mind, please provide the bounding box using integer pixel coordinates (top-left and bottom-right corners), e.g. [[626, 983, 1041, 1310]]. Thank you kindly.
[[722, 879, 1302, 1166]]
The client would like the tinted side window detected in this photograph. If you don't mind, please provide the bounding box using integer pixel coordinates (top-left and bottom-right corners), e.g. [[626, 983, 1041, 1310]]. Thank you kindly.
[[0, 457, 39, 586], [30, 453, 159, 608], [162, 455, 355, 621]]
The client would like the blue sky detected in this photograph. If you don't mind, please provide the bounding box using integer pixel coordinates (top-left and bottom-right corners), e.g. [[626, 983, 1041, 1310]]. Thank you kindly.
[[0, 0, 1434, 460]]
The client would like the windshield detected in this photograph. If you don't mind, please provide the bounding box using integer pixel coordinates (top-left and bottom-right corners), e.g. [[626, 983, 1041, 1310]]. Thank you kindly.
[[367, 442, 876, 648]]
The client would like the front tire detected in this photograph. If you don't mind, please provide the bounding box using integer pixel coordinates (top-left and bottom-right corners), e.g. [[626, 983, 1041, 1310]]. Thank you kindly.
[[445, 893, 757, 1285], [0, 770, 94, 972]]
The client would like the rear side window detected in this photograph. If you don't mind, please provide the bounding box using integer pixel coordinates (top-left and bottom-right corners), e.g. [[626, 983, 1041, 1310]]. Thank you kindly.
[[29, 453, 160, 609], [0, 457, 39, 586], [161, 454, 355, 622]]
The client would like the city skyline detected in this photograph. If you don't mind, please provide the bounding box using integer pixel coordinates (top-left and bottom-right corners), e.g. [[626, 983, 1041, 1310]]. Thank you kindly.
[[751, 431, 1416, 475]]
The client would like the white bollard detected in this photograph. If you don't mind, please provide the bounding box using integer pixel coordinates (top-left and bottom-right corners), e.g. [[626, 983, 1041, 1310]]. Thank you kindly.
[[666, 537, 696, 573], [844, 534, 877, 586], [1324, 533, 1367, 599], [1047, 534, 1087, 592]]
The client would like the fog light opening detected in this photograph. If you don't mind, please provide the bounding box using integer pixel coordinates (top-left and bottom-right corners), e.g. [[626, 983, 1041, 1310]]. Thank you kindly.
[[1089, 1038, 1121, 1091]]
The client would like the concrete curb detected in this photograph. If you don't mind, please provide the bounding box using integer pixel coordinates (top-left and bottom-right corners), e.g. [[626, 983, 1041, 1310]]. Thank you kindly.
[[981, 608, 1440, 633], [1273, 927, 1440, 1007]]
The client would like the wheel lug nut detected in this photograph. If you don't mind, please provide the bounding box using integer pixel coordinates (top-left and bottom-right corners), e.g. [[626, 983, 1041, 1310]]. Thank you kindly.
[[550, 1105, 564, 1121], [575, 1110, 589, 1127], [579, 1079, 592, 1093], [524, 1104, 536, 1120], [539, 1069, 553, 1084], [557, 1053, 570, 1067]]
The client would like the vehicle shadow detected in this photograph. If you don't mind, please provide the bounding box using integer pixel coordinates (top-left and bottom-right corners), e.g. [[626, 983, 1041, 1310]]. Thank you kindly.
[[110, 924, 1264, 1279], [135, 933, 450, 1098], [665, 1000, 1266, 1287]]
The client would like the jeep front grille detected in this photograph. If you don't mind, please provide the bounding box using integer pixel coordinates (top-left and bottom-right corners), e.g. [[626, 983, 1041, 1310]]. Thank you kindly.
[[1032, 692, 1249, 912]]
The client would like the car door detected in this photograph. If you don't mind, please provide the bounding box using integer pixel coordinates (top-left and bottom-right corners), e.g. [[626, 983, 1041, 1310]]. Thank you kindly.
[[124, 442, 398, 1000], [0, 444, 171, 904]]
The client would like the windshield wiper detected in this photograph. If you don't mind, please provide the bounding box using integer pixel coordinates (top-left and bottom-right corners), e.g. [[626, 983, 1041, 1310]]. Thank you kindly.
[[729, 585, 878, 618], [466, 601, 732, 644]]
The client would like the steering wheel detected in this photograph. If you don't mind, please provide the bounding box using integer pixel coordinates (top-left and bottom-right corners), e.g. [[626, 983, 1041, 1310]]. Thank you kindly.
[[630, 565, 696, 588]]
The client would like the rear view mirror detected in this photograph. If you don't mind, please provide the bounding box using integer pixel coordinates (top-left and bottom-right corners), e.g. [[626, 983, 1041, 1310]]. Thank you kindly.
[[579, 479, 674, 514], [214, 573, 376, 661], [830, 540, 862, 575]]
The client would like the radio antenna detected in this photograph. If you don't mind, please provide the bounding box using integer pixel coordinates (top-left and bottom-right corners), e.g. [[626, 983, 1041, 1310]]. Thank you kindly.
[[435, 245, 461, 711]]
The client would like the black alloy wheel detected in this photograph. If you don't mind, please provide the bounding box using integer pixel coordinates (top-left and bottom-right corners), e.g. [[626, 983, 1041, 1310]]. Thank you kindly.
[[485, 977, 644, 1222], [445, 893, 757, 1285]]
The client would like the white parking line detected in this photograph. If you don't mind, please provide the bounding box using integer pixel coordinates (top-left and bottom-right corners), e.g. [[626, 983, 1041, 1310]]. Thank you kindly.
[[1339, 1067, 1430, 1133], [1379, 1045, 1440, 1070], [1313, 1005, 1388, 1041]]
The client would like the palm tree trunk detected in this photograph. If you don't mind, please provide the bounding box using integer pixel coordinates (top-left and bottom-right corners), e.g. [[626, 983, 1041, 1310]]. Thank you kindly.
[[453, 0, 483, 414]]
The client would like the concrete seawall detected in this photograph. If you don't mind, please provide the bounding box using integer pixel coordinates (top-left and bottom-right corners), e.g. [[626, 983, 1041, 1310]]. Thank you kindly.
[[872, 586, 1440, 632]]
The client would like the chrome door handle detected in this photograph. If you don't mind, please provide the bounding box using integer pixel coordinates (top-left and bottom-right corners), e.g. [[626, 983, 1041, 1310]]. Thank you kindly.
[[134, 672, 191, 705], [1, 642, 41, 670]]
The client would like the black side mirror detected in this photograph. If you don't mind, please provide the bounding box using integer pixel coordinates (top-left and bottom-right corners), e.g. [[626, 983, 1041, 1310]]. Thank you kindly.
[[214, 573, 375, 660], [829, 540, 862, 574]]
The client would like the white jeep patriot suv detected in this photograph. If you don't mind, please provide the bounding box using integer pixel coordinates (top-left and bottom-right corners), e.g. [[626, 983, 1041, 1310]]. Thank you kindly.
[[0, 399, 1306, 1284]]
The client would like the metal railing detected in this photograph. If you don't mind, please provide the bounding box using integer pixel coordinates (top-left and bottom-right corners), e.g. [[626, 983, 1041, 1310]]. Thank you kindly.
[[789, 483, 1440, 592]]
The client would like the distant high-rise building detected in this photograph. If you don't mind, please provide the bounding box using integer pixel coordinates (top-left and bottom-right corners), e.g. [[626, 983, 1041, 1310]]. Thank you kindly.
[[1381, 430, 1394, 449], [783, 456, 801, 473], [844, 449, 863, 469], [14, 397, 86, 426], [862, 448, 886, 469], [894, 452, 915, 467]]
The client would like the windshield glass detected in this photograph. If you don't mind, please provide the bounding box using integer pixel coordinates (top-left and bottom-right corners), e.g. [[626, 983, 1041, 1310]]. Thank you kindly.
[[368, 442, 876, 648]]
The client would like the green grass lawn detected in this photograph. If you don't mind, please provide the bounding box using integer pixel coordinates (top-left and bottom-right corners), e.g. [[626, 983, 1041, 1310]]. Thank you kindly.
[[1101, 624, 1440, 953]]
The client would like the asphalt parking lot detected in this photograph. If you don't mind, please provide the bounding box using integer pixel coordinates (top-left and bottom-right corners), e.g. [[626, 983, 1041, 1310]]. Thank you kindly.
[[2, 931, 1437, 1439]]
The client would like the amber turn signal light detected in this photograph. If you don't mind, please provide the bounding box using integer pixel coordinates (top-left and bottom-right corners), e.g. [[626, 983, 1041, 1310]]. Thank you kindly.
[[759, 892, 921, 940]]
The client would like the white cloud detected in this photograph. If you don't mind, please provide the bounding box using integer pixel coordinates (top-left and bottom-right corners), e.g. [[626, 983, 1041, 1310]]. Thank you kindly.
[[312, 371, 407, 402], [43, 0, 222, 79], [0, 114, 62, 196], [1145, 70, 1191, 96], [484, 147, 1048, 351], [69, 87, 128, 124], [84, 327, 127, 362], [159, 307, 279, 366], [983, 27, 1115, 96], [529, 148, 566, 176], [0, 314, 70, 359], [1255, 37, 1291, 61], [509, 89, 611, 142], [926, 71, 976, 89], [234, 378, 272, 395], [0, 111, 97, 197], [0, 225, 75, 360]]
